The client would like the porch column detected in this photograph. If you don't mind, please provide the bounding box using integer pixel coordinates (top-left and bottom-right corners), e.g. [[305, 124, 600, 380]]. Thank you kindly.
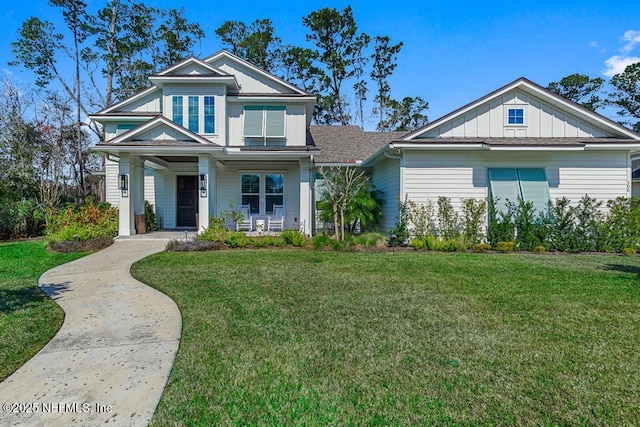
[[299, 158, 312, 236], [132, 156, 144, 216], [118, 154, 135, 236], [198, 155, 213, 233]]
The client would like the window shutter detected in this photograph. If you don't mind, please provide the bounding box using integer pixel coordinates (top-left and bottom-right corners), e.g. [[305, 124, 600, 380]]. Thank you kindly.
[[243, 108, 264, 137], [488, 168, 520, 213], [517, 168, 550, 215], [265, 107, 285, 137]]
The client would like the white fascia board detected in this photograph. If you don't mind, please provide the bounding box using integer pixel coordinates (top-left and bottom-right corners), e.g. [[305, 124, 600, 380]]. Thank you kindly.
[[91, 145, 224, 155], [584, 144, 640, 150], [88, 115, 156, 123], [227, 95, 317, 103], [157, 57, 227, 76], [110, 117, 213, 145], [148, 75, 239, 89], [313, 162, 364, 167], [221, 149, 313, 160], [488, 146, 585, 151], [390, 143, 487, 150]]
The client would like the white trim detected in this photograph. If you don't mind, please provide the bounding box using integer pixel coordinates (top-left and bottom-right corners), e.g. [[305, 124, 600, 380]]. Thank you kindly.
[[156, 56, 228, 76], [584, 144, 640, 150], [227, 95, 317, 103], [109, 116, 215, 145], [148, 75, 238, 89]]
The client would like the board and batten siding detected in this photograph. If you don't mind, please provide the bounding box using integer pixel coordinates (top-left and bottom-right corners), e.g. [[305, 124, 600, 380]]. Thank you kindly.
[[216, 161, 301, 230], [207, 57, 295, 94], [371, 157, 401, 232], [420, 89, 612, 139], [400, 151, 630, 214]]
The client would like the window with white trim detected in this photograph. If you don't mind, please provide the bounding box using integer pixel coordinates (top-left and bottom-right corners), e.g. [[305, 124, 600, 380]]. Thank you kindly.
[[241, 173, 284, 215], [507, 108, 524, 125], [488, 168, 550, 214], [243, 106, 286, 146], [170, 95, 215, 134]]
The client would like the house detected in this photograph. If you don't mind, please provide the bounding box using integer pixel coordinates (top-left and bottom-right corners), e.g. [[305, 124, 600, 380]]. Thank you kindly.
[[91, 51, 317, 236], [91, 52, 640, 237], [363, 78, 640, 232]]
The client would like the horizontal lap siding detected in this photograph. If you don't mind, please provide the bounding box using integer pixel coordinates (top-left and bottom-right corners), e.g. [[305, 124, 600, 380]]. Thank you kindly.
[[402, 151, 629, 211], [371, 158, 400, 232], [105, 159, 120, 207], [216, 161, 301, 229]]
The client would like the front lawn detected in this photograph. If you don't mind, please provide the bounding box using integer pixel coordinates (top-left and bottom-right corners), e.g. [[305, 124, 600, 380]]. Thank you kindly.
[[0, 240, 86, 380], [132, 250, 640, 425]]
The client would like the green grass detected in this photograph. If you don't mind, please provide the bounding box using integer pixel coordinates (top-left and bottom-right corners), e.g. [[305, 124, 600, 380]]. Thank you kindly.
[[131, 250, 640, 426], [0, 240, 86, 380]]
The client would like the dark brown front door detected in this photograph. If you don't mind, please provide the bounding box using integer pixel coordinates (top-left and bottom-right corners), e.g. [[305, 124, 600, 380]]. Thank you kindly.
[[177, 175, 197, 227]]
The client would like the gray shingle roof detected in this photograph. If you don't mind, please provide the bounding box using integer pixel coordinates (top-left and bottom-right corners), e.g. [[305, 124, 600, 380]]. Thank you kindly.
[[310, 126, 405, 163]]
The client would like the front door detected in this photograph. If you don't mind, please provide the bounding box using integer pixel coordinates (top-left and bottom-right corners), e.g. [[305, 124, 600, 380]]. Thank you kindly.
[[176, 175, 197, 227]]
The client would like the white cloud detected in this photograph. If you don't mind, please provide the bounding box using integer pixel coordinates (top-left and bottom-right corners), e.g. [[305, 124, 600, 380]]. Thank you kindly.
[[590, 41, 599, 48], [602, 30, 640, 77], [622, 30, 640, 53], [603, 55, 640, 77]]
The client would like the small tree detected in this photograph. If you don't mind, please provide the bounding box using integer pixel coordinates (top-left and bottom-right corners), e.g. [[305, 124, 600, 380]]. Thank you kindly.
[[317, 166, 369, 240]]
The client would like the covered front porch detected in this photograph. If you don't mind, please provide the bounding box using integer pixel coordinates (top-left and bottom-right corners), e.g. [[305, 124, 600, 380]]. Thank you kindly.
[[98, 146, 314, 237]]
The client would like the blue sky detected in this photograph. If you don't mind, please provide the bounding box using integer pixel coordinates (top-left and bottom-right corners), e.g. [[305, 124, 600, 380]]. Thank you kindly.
[[2, 0, 640, 125]]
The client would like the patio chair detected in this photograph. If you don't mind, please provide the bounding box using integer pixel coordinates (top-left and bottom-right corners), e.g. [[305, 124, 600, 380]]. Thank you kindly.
[[236, 205, 253, 231], [268, 205, 285, 232]]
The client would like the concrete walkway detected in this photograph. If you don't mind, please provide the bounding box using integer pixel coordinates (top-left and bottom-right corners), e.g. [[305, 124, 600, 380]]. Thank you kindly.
[[0, 234, 182, 426]]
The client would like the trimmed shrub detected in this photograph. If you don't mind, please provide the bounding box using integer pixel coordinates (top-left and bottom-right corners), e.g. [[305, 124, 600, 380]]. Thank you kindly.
[[623, 247, 636, 257], [472, 243, 492, 252], [496, 241, 516, 253]]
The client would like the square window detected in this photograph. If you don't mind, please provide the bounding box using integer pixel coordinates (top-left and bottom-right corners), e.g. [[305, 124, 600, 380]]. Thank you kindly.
[[507, 108, 524, 125]]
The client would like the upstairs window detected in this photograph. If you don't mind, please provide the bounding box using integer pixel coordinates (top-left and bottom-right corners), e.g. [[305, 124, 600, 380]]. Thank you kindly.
[[488, 168, 550, 214], [188, 96, 199, 133], [243, 106, 286, 145], [507, 108, 524, 125], [171, 95, 215, 134], [172, 96, 183, 126], [204, 96, 215, 134]]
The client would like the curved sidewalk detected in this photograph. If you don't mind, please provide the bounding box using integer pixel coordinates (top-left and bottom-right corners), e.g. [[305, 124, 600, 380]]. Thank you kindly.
[[0, 236, 182, 426]]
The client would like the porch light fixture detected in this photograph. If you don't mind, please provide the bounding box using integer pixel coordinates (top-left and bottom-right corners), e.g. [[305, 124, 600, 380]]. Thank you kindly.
[[119, 173, 128, 197], [199, 173, 207, 197]]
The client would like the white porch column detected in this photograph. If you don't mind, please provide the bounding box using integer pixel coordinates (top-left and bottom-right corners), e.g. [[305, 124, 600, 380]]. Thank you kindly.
[[132, 156, 144, 216], [299, 158, 312, 236], [198, 155, 213, 233], [118, 154, 135, 236]]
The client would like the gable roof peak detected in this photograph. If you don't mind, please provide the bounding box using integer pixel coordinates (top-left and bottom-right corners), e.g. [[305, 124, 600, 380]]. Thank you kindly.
[[204, 49, 309, 95], [402, 76, 640, 140]]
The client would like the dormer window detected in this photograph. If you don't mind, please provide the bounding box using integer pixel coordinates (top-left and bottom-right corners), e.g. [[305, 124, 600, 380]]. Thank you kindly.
[[243, 106, 286, 146], [171, 95, 215, 134], [507, 108, 524, 125]]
